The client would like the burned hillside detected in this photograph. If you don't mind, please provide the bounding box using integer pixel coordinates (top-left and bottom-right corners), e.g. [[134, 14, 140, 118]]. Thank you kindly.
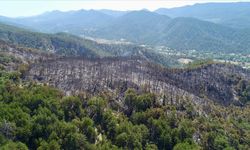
[[0, 40, 56, 71], [25, 57, 250, 106]]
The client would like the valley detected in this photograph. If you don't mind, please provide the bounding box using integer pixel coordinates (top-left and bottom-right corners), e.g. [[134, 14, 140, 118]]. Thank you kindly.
[[149, 45, 250, 68]]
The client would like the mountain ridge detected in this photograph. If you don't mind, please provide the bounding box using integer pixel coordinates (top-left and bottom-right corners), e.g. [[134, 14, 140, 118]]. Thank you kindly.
[[155, 2, 250, 29], [1, 5, 250, 53], [92, 12, 250, 53]]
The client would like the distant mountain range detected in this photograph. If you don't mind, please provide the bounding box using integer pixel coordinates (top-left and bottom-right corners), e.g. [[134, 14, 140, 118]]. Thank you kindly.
[[155, 2, 250, 29], [1, 2, 250, 53], [91, 10, 250, 53]]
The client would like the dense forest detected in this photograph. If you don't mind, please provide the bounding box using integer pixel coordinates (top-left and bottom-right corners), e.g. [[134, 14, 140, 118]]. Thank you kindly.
[[1, 66, 250, 150]]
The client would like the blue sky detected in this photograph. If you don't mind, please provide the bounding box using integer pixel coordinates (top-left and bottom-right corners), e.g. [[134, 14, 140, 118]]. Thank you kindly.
[[0, 0, 247, 17]]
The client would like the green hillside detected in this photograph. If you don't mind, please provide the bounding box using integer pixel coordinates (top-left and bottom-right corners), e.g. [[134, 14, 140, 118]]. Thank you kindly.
[[92, 11, 250, 53], [155, 2, 250, 29], [0, 22, 181, 67], [0, 23, 100, 57]]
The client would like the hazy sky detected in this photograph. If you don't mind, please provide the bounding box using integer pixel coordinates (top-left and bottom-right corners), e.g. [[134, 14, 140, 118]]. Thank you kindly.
[[0, 0, 248, 17]]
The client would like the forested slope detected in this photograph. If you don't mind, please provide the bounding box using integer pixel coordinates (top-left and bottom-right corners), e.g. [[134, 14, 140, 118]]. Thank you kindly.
[[0, 61, 250, 149]]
